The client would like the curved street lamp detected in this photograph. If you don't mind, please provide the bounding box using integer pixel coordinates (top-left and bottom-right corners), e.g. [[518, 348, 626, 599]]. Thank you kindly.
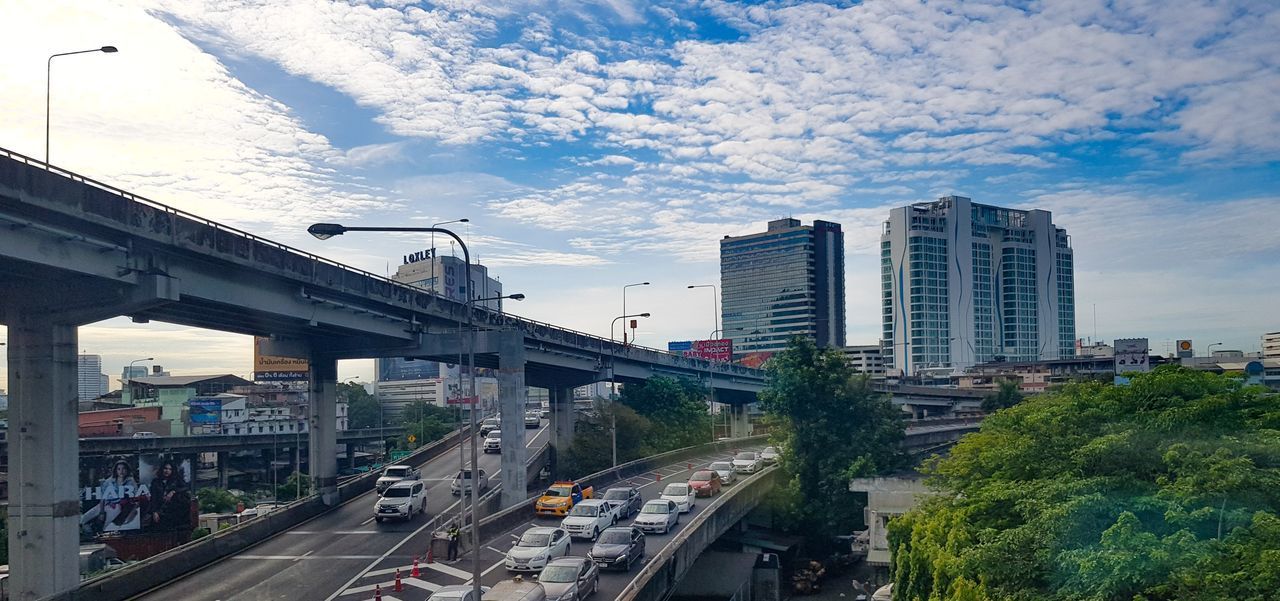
[[607, 312, 650, 466], [621, 282, 649, 345], [47, 46, 118, 164]]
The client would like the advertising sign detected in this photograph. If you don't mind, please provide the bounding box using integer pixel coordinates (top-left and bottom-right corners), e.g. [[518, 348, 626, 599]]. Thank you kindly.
[[1176, 339, 1193, 359], [667, 341, 693, 353], [737, 351, 775, 369], [1114, 338, 1150, 384], [378, 357, 442, 382], [188, 397, 222, 425], [79, 454, 195, 541], [254, 336, 309, 382], [668, 339, 732, 362]]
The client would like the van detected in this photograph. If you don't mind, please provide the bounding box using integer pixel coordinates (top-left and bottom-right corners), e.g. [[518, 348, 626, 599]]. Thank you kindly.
[[482, 577, 546, 601], [131, 431, 157, 439]]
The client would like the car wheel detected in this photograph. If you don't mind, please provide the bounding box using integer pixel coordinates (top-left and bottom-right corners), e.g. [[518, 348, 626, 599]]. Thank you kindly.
[[592, 578, 598, 596], [375, 517, 383, 523], [591, 528, 599, 542]]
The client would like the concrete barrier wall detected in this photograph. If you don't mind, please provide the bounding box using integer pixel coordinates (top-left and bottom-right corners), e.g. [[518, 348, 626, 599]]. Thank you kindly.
[[62, 427, 472, 601], [616, 467, 782, 601]]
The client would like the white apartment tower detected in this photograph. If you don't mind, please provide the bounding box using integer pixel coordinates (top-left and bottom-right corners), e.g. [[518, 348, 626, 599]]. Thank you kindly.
[[881, 196, 1075, 375]]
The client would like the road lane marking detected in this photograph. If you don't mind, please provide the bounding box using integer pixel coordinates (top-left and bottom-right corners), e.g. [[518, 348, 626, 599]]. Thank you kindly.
[[295, 550, 315, 563], [487, 546, 507, 554], [342, 577, 440, 596], [481, 558, 507, 577], [422, 560, 473, 580], [231, 555, 383, 560], [324, 513, 445, 601]]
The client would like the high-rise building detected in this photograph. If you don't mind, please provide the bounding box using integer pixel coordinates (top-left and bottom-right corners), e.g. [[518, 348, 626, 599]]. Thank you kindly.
[[721, 218, 846, 357], [1264, 331, 1280, 359], [77, 354, 108, 402], [881, 196, 1075, 375]]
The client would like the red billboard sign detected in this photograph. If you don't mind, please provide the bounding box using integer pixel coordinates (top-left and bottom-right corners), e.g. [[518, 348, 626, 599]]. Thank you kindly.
[[685, 338, 733, 363]]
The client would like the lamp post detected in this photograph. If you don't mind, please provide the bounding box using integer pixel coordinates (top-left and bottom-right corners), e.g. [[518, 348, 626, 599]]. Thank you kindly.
[[47, 46, 118, 164], [687, 285, 720, 339], [126, 357, 152, 403], [621, 282, 649, 345], [431, 218, 469, 295], [1207, 342, 1224, 357], [309, 222, 482, 601], [609, 313, 650, 466]]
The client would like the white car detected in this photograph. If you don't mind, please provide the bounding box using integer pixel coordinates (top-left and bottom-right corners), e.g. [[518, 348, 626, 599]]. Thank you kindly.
[[633, 500, 679, 535], [484, 430, 502, 454], [376, 464, 421, 494], [525, 412, 541, 428], [451, 468, 489, 496], [709, 461, 736, 485], [374, 480, 426, 522], [427, 585, 490, 601], [659, 483, 695, 513], [731, 451, 761, 474], [560, 499, 617, 541], [760, 446, 780, 464], [505, 526, 571, 572]]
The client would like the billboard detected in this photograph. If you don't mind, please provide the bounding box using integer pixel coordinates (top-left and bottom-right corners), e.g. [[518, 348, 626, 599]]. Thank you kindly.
[[79, 454, 195, 541], [736, 351, 774, 369], [188, 397, 221, 425], [1176, 339, 1193, 359], [378, 357, 442, 382], [1114, 338, 1150, 384], [254, 336, 309, 382], [667, 339, 733, 363]]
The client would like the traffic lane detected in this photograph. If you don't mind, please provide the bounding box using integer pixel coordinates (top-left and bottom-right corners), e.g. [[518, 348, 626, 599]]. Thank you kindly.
[[130, 425, 547, 601], [330, 445, 761, 601]]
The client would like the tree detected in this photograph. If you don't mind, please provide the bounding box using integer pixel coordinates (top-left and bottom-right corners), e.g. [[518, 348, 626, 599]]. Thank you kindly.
[[340, 381, 382, 430], [275, 471, 312, 502], [888, 367, 1280, 601], [618, 376, 712, 450], [980, 378, 1024, 411], [759, 337, 906, 535], [196, 487, 241, 513], [562, 401, 653, 476]]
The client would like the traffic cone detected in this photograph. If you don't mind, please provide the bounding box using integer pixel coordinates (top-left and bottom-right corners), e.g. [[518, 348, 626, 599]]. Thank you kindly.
[[412, 556, 421, 577], [687, 462, 692, 470], [395, 569, 403, 592], [374, 584, 382, 601], [655, 472, 661, 482], [427, 545, 434, 563]]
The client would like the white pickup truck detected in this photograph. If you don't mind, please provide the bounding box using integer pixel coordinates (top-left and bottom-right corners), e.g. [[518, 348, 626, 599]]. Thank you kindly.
[[376, 464, 421, 494], [559, 499, 617, 541]]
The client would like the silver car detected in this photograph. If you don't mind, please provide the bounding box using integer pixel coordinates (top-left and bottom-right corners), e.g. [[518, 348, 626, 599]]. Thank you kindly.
[[538, 556, 598, 601], [709, 461, 736, 485], [632, 500, 679, 535]]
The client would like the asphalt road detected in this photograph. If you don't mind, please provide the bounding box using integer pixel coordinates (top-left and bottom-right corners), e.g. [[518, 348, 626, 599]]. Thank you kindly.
[[326, 444, 766, 601], [132, 422, 551, 601]]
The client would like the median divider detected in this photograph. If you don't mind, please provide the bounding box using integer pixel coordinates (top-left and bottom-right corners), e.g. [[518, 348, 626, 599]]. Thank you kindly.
[[63, 426, 473, 601]]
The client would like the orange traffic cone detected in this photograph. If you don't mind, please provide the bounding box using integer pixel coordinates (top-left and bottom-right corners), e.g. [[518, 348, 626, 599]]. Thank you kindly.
[[412, 556, 421, 577], [374, 584, 382, 600], [655, 472, 661, 482], [394, 569, 403, 592], [687, 462, 692, 470]]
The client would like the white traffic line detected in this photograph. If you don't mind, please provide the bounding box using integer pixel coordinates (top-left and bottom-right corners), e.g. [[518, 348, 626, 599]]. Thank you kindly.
[[486, 546, 507, 554], [231, 555, 384, 560], [324, 514, 446, 601], [480, 558, 507, 577], [342, 577, 440, 596]]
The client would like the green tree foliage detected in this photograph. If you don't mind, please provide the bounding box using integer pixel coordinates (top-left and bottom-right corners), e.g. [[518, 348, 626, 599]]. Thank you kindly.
[[393, 400, 460, 449], [888, 367, 1280, 601], [275, 471, 312, 502], [759, 337, 906, 534], [619, 376, 713, 451], [980, 378, 1024, 411], [196, 487, 242, 513], [562, 401, 654, 476], [340, 381, 382, 430]]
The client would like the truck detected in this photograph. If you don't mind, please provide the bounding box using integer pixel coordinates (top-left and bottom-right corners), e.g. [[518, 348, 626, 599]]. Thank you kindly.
[[559, 498, 617, 540], [535, 481, 593, 517], [375, 464, 421, 494]]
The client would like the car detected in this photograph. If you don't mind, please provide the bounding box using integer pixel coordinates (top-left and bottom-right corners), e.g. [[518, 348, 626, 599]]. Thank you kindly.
[[687, 470, 722, 497], [731, 451, 761, 474], [708, 461, 737, 485], [659, 483, 696, 513], [376, 464, 421, 494], [451, 468, 490, 496], [537, 556, 598, 601], [633, 500, 679, 534], [560, 499, 617, 541], [484, 430, 503, 454], [374, 480, 426, 522], [483, 578, 545, 601], [536, 481, 593, 517], [600, 487, 643, 519], [505, 527, 571, 572], [588, 526, 645, 571], [130, 431, 157, 439], [480, 417, 501, 437], [429, 585, 491, 601], [760, 446, 780, 464], [525, 412, 541, 428]]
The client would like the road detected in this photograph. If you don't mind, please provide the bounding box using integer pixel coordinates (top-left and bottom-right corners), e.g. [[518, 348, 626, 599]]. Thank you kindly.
[[133, 422, 552, 601], [323, 444, 766, 601]]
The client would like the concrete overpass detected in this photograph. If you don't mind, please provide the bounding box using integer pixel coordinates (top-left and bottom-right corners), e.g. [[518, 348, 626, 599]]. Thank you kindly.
[[0, 147, 764, 599], [0, 428, 405, 457]]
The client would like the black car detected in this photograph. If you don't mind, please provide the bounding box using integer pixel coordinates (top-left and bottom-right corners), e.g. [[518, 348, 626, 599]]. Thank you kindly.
[[588, 526, 645, 571], [600, 486, 643, 518]]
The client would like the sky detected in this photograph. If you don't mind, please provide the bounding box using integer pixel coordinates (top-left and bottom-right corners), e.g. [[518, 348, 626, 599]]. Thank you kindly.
[[1, 0, 1278, 389]]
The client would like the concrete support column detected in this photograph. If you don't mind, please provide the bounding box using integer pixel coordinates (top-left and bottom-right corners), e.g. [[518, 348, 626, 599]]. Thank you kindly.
[[7, 318, 80, 600], [308, 356, 339, 505], [729, 404, 752, 438], [217, 451, 230, 489], [346, 443, 357, 470], [549, 386, 576, 479], [497, 330, 528, 508]]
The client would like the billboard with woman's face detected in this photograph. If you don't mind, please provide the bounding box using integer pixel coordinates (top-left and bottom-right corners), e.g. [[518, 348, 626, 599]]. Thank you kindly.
[[79, 454, 194, 540]]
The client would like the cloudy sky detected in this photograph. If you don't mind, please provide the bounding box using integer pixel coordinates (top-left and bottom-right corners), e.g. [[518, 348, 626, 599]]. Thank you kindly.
[[2, 0, 1278, 389]]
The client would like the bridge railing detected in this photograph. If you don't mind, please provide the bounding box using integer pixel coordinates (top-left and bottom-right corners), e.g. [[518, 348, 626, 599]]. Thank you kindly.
[[0, 148, 761, 381]]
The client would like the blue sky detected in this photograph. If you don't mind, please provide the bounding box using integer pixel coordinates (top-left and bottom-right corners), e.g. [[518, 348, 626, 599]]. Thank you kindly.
[[1, 0, 1278, 384]]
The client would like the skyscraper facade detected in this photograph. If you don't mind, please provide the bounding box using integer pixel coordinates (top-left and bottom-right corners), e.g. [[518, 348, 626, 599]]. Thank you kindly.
[[881, 196, 1075, 375], [78, 353, 107, 401], [721, 218, 846, 357]]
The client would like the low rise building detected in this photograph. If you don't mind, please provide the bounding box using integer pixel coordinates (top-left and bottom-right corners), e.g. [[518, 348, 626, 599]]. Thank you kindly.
[[848, 474, 937, 567], [125, 374, 254, 436], [843, 344, 886, 378], [78, 406, 168, 437], [1261, 331, 1280, 359]]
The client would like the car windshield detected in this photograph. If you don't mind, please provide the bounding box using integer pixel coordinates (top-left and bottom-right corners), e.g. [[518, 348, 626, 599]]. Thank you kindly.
[[691, 471, 715, 481], [517, 533, 550, 547], [603, 489, 631, 501], [429, 592, 466, 601], [735, 452, 756, 460], [598, 530, 630, 544], [383, 487, 410, 498], [539, 565, 579, 583], [663, 484, 689, 496], [763, 447, 777, 453], [569, 504, 598, 517], [384, 467, 409, 477], [544, 486, 571, 497], [641, 502, 669, 514], [710, 462, 731, 471]]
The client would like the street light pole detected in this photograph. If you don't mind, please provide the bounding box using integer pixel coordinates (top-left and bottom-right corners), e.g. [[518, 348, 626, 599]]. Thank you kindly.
[[308, 223, 483, 601], [621, 282, 649, 345], [1207, 342, 1224, 357], [609, 313, 650, 467], [431, 218, 469, 295], [126, 357, 152, 403], [46, 46, 118, 165], [687, 285, 720, 338]]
